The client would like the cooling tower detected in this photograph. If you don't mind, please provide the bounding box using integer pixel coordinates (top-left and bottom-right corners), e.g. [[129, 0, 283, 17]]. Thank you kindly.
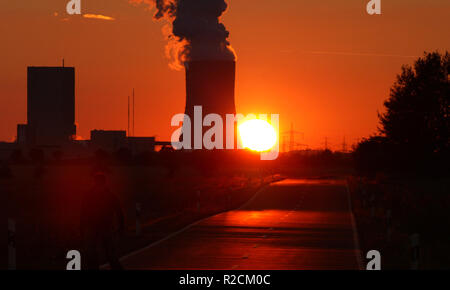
[[182, 60, 236, 149]]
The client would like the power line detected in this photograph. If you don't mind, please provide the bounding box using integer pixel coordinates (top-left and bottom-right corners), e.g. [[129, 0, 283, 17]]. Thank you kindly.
[[281, 122, 306, 152]]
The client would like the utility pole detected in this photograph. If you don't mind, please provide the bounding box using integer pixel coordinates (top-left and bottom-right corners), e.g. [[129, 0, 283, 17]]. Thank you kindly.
[[281, 123, 306, 152], [289, 122, 295, 152], [342, 136, 347, 153]]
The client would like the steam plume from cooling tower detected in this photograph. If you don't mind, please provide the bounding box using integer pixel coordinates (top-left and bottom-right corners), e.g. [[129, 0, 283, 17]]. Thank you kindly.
[[134, 0, 236, 70], [131, 0, 237, 149]]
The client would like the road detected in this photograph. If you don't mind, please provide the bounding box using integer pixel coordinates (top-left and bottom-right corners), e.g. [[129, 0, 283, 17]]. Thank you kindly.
[[121, 178, 363, 270]]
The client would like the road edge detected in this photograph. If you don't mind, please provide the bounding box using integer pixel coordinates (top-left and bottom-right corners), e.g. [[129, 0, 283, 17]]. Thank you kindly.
[[101, 183, 273, 269], [346, 180, 364, 270]]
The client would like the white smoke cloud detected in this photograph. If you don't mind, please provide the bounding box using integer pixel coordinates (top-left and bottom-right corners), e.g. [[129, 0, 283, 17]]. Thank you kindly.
[[130, 0, 236, 70]]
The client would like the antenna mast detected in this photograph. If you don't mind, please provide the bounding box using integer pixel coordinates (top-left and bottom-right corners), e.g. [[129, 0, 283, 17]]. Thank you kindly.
[[132, 88, 135, 137], [128, 96, 130, 137]]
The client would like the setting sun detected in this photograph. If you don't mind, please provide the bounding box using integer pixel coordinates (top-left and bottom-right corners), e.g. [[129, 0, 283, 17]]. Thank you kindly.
[[238, 119, 277, 152]]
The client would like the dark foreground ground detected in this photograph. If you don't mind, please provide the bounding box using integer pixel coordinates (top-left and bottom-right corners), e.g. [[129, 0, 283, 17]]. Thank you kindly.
[[2, 161, 448, 270], [348, 176, 450, 269], [0, 164, 275, 269]]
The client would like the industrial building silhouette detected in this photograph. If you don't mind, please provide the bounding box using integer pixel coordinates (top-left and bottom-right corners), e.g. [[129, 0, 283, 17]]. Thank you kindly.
[[1, 65, 161, 159], [1, 60, 240, 159], [18, 66, 76, 147]]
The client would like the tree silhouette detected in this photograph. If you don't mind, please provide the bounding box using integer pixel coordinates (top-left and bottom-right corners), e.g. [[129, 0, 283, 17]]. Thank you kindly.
[[379, 51, 449, 156], [355, 51, 449, 175]]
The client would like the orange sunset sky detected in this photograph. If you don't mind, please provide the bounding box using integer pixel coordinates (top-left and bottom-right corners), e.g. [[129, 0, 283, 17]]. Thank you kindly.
[[0, 0, 449, 150]]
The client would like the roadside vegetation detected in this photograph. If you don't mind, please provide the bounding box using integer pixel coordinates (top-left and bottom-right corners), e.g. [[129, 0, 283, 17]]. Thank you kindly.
[[350, 51, 450, 269]]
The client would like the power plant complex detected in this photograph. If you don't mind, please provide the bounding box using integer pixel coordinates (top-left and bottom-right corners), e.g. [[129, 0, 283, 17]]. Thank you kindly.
[[1, 59, 239, 159]]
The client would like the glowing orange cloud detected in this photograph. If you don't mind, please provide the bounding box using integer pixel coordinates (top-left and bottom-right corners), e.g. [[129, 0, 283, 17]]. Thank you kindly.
[[83, 14, 115, 21]]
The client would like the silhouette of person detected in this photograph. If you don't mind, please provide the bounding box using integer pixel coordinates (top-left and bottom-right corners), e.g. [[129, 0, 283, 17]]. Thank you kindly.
[[80, 172, 125, 270]]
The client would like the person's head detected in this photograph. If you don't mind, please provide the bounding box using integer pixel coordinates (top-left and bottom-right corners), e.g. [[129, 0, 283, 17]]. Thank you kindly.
[[93, 172, 107, 187]]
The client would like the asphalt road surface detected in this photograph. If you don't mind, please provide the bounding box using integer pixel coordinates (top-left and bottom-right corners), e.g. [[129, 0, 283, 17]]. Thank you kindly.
[[122, 178, 363, 270]]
